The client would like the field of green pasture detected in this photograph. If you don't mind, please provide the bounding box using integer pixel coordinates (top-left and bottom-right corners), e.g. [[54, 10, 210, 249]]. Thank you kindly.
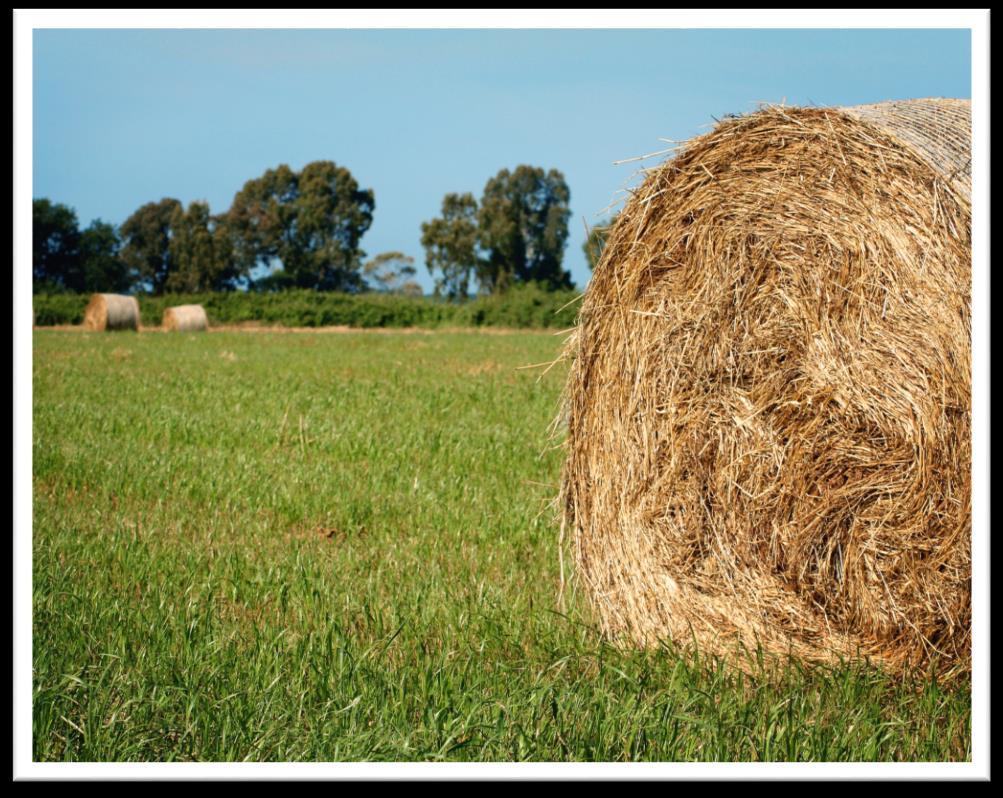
[[32, 329, 970, 761]]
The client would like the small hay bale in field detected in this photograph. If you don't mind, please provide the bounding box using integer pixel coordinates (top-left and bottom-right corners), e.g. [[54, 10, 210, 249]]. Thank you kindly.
[[162, 304, 209, 332], [83, 293, 141, 331], [561, 98, 971, 675]]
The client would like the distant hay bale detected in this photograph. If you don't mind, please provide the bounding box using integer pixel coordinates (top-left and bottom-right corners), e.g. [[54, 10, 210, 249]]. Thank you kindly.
[[83, 293, 140, 331], [561, 99, 971, 675], [162, 304, 209, 332]]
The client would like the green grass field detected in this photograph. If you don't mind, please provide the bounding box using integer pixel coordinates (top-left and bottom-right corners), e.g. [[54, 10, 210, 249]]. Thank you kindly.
[[32, 329, 970, 762]]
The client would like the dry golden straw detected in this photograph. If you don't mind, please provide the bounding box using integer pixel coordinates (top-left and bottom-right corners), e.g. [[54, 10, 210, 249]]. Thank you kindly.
[[560, 99, 971, 675], [82, 293, 140, 331], [162, 304, 209, 332]]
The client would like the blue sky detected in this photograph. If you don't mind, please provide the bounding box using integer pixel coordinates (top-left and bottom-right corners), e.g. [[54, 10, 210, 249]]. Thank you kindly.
[[33, 28, 971, 291]]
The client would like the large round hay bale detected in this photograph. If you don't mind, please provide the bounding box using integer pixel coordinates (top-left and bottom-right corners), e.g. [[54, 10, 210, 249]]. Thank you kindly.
[[162, 304, 209, 332], [82, 293, 140, 331], [561, 99, 971, 674]]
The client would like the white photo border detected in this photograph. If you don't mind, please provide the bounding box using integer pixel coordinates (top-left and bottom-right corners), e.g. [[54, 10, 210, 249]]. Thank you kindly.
[[13, 8, 990, 780]]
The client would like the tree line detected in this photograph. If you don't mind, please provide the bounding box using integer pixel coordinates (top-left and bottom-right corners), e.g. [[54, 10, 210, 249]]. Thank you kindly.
[[33, 160, 616, 297]]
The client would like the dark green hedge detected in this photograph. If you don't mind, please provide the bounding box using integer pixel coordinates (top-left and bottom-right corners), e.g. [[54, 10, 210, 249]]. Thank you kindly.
[[31, 285, 582, 330]]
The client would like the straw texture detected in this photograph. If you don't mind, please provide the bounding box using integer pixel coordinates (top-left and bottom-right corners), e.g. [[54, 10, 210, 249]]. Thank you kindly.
[[83, 294, 140, 331], [560, 99, 971, 675], [842, 98, 971, 199], [163, 304, 209, 332]]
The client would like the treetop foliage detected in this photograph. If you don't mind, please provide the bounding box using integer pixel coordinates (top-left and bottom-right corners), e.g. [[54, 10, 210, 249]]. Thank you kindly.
[[477, 165, 572, 292], [33, 199, 83, 292], [34, 160, 582, 297], [228, 160, 375, 292], [421, 165, 574, 298], [119, 198, 184, 294], [420, 193, 480, 300]]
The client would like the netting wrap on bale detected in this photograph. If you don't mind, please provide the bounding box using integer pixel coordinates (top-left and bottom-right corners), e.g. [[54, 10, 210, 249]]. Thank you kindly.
[[561, 98, 971, 675], [163, 304, 209, 332], [83, 293, 141, 331]]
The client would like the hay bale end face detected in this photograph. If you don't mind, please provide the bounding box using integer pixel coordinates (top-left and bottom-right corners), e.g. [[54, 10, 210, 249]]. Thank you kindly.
[[162, 304, 209, 332], [561, 99, 971, 674], [83, 294, 140, 331]]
